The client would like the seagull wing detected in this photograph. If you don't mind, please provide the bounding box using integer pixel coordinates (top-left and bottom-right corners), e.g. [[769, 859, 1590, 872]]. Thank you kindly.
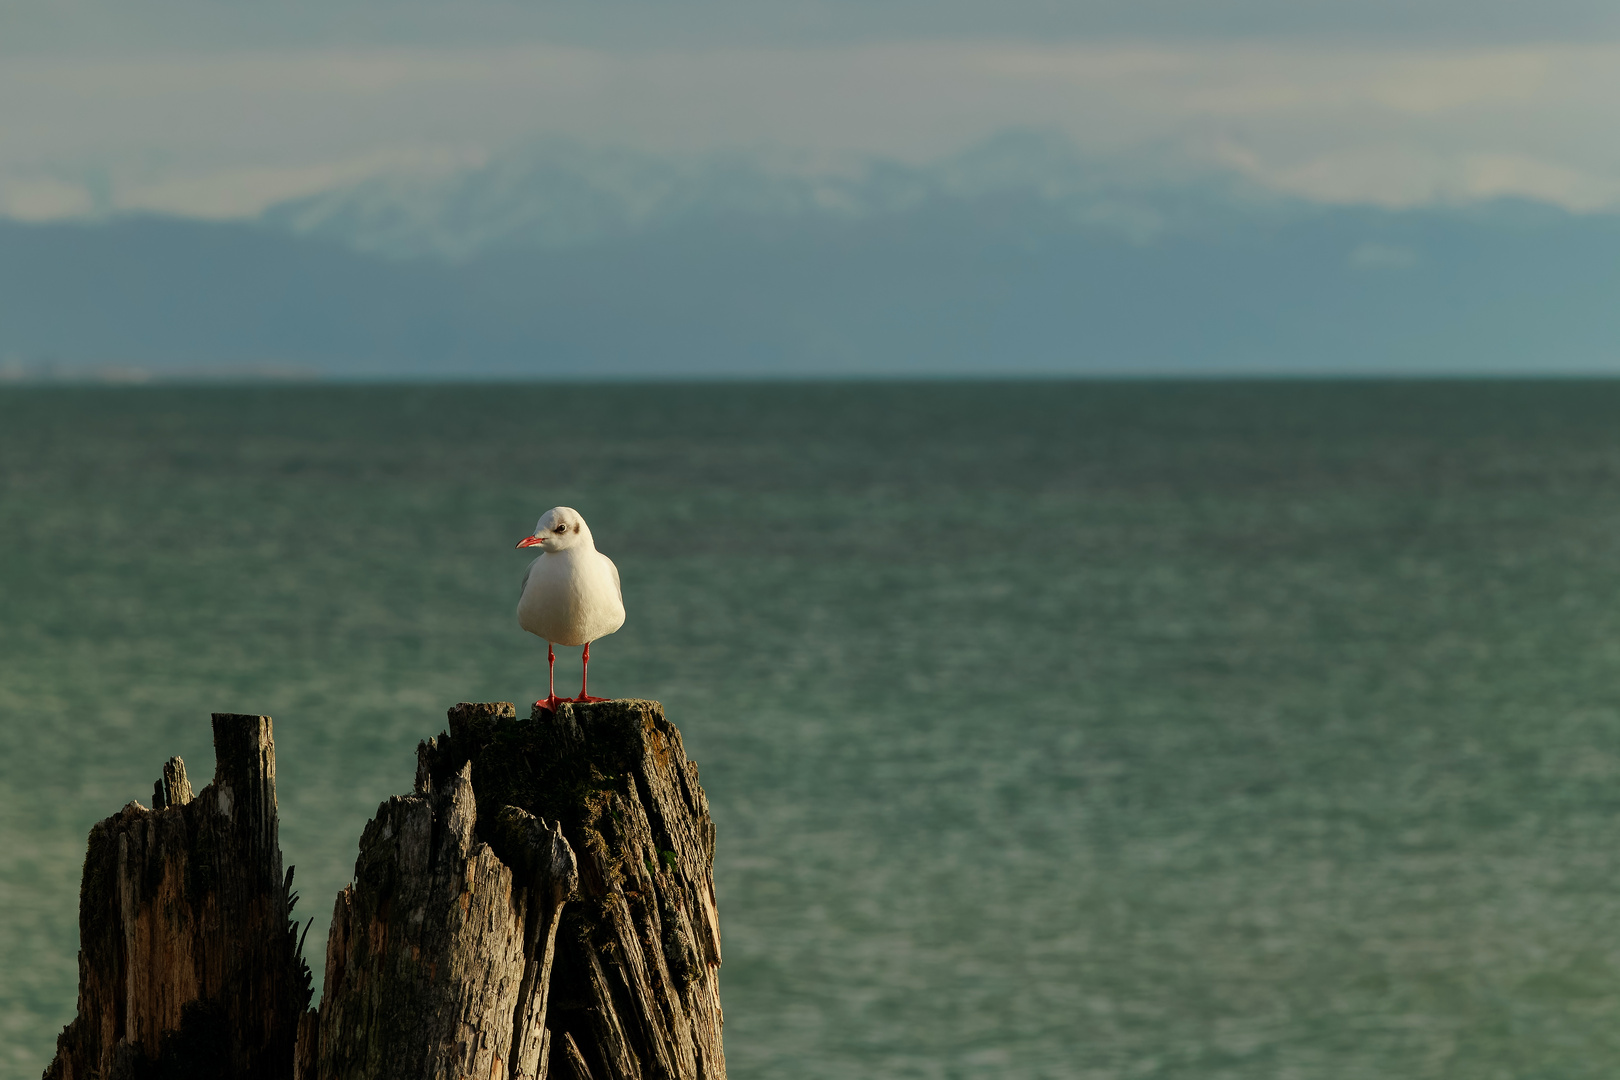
[[520, 556, 537, 595], [603, 553, 622, 603]]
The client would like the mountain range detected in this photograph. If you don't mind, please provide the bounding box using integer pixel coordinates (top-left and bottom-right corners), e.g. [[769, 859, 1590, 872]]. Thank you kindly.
[[4, 133, 1618, 379]]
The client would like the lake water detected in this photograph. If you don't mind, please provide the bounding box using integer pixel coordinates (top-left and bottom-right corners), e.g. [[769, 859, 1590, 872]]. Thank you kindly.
[[6, 381, 1620, 1079]]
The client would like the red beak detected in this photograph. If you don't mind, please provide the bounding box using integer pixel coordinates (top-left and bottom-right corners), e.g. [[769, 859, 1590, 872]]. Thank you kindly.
[[516, 535, 547, 549]]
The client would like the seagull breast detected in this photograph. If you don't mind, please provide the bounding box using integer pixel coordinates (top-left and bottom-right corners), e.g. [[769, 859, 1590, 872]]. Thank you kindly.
[[517, 546, 625, 647]]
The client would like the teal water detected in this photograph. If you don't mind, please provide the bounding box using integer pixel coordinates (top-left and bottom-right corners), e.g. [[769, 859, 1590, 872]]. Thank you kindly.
[[6, 382, 1620, 1078]]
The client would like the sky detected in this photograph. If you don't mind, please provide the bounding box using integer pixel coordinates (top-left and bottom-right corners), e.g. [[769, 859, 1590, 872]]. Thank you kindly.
[[5, 0, 1620, 222]]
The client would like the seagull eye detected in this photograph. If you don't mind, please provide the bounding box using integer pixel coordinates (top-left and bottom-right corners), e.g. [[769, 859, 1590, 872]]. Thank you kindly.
[[553, 525, 567, 534]]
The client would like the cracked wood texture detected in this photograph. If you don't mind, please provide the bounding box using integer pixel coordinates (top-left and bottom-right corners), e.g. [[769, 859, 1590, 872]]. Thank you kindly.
[[310, 729, 579, 1080], [418, 700, 726, 1080], [44, 713, 313, 1080]]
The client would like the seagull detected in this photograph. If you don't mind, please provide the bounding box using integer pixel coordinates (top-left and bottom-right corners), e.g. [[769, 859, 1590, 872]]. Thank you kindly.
[[516, 506, 626, 713]]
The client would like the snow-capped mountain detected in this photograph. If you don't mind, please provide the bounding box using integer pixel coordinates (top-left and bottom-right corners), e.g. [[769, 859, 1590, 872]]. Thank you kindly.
[[261, 131, 1292, 260], [5, 130, 1617, 379]]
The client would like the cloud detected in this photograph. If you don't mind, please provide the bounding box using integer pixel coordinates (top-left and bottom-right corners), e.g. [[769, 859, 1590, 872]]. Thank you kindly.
[[3, 40, 1620, 220], [0, 177, 96, 221]]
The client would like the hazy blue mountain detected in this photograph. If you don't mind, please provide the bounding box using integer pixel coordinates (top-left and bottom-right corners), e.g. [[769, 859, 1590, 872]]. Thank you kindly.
[[4, 184, 1618, 378]]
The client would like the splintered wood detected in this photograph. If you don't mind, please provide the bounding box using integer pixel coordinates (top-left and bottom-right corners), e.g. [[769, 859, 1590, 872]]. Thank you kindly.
[[48, 700, 725, 1080], [312, 760, 577, 1080], [44, 714, 313, 1080], [414, 699, 727, 1080]]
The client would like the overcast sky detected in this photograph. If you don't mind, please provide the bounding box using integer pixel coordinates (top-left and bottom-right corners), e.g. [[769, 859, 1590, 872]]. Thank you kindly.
[[10, 0, 1620, 51], [5, 0, 1620, 221]]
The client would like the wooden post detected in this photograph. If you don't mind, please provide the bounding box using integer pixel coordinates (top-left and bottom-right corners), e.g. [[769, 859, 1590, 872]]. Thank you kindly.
[[46, 700, 724, 1080], [44, 714, 313, 1080], [309, 750, 579, 1079], [416, 700, 726, 1080]]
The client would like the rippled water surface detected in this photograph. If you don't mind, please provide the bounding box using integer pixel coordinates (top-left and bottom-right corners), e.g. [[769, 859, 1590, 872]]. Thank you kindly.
[[7, 382, 1620, 1078]]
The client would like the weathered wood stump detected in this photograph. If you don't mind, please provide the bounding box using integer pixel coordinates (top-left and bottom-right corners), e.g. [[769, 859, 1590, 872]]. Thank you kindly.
[[44, 713, 313, 1080], [47, 700, 723, 1080], [310, 755, 578, 1080], [414, 700, 726, 1080]]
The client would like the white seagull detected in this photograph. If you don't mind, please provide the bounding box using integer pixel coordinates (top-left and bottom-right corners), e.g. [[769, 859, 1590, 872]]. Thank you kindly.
[[516, 506, 626, 712]]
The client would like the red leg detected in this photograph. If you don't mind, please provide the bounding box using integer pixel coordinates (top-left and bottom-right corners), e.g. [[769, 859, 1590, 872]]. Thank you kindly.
[[536, 641, 566, 713], [573, 641, 609, 703]]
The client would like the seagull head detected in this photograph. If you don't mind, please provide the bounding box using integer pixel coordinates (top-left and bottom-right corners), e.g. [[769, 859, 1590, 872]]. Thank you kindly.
[[517, 506, 593, 552]]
